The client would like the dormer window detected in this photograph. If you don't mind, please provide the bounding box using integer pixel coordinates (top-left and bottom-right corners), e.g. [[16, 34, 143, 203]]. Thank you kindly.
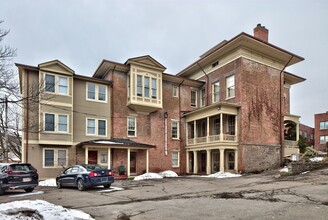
[[152, 78, 157, 99]]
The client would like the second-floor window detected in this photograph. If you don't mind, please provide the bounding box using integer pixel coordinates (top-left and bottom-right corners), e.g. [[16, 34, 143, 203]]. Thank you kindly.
[[44, 113, 68, 133], [127, 116, 136, 137], [200, 88, 205, 107], [320, 121, 328, 130], [152, 78, 157, 99], [191, 90, 197, 107], [45, 73, 68, 95], [135, 75, 157, 100], [144, 77, 150, 97], [172, 120, 179, 139], [87, 83, 107, 102], [226, 75, 235, 99], [87, 118, 107, 136], [320, 135, 328, 144], [213, 81, 220, 103], [137, 75, 143, 97]]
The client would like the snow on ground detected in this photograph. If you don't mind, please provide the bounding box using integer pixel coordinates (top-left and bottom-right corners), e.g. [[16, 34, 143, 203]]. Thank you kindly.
[[204, 172, 242, 178], [39, 178, 56, 187], [158, 170, 178, 178], [9, 191, 44, 198], [309, 157, 324, 162], [280, 166, 289, 173], [134, 172, 163, 181], [0, 200, 94, 220]]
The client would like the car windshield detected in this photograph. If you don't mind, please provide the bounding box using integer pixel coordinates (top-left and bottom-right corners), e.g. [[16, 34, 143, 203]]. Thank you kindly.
[[10, 164, 35, 171], [82, 164, 106, 171]]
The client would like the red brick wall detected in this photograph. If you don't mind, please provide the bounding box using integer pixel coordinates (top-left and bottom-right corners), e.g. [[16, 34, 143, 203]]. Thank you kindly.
[[284, 86, 290, 114], [299, 123, 314, 146], [314, 112, 328, 151]]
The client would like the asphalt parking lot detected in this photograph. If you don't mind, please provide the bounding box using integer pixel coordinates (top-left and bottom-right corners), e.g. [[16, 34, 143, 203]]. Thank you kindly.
[[1, 168, 328, 220]]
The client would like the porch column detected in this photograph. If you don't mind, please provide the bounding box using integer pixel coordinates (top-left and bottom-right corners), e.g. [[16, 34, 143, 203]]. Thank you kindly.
[[193, 150, 198, 174], [234, 149, 238, 172], [296, 122, 300, 141], [206, 149, 211, 175], [219, 148, 225, 172], [146, 149, 149, 173], [186, 150, 189, 173], [220, 113, 223, 141], [85, 146, 88, 164], [207, 117, 210, 143], [235, 115, 238, 142], [127, 148, 131, 176], [107, 148, 111, 169]]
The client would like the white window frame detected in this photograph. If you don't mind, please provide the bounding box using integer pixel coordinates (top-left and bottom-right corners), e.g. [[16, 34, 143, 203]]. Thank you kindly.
[[172, 151, 179, 167], [44, 73, 69, 96], [86, 82, 108, 103], [43, 148, 68, 168], [200, 88, 205, 107], [191, 90, 197, 107], [226, 75, 235, 99], [320, 121, 328, 130], [44, 113, 69, 133], [173, 85, 179, 97], [171, 120, 179, 139], [212, 81, 220, 103], [127, 116, 137, 137], [320, 135, 328, 144], [86, 118, 107, 136]]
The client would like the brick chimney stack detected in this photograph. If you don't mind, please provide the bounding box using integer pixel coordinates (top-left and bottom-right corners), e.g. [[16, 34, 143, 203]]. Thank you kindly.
[[253, 24, 269, 42]]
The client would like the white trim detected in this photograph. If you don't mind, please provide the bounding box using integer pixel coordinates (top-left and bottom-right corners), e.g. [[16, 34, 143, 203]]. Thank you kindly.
[[86, 117, 108, 137], [43, 148, 68, 168], [172, 151, 180, 167], [127, 116, 137, 137], [191, 90, 198, 108], [44, 72, 70, 96], [226, 75, 235, 99], [86, 82, 108, 103], [212, 81, 220, 103], [43, 112, 69, 133], [172, 85, 179, 97], [171, 119, 180, 140]]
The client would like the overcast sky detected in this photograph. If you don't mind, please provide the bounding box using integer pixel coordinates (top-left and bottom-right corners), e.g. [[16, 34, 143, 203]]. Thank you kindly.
[[1, 0, 327, 127]]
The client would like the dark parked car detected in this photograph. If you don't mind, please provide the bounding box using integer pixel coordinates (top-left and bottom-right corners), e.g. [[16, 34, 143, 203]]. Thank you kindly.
[[0, 163, 39, 195], [56, 164, 115, 191]]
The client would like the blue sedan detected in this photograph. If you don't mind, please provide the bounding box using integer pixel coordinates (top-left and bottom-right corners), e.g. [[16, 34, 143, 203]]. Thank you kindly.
[[56, 164, 114, 191]]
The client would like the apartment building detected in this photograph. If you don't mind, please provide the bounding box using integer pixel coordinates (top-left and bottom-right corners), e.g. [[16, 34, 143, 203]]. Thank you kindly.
[[314, 112, 328, 151], [17, 24, 305, 178]]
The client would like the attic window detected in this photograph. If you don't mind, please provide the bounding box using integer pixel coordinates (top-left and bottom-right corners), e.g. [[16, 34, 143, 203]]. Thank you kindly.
[[212, 61, 219, 68]]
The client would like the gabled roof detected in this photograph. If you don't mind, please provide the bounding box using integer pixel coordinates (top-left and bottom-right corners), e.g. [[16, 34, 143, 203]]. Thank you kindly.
[[125, 55, 166, 71], [284, 71, 306, 85], [93, 59, 129, 79], [38, 60, 75, 75]]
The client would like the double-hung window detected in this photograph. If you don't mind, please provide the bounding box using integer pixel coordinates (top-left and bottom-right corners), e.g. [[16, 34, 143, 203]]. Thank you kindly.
[[44, 148, 68, 168], [172, 120, 179, 139], [213, 81, 220, 103], [200, 88, 205, 107], [226, 75, 235, 99], [137, 75, 143, 97], [320, 136, 328, 144], [151, 78, 157, 99], [44, 113, 68, 133], [87, 118, 106, 136], [191, 90, 197, 107], [172, 151, 179, 167], [87, 83, 107, 102], [45, 73, 68, 95], [127, 117, 136, 137], [144, 77, 150, 97], [320, 121, 328, 130]]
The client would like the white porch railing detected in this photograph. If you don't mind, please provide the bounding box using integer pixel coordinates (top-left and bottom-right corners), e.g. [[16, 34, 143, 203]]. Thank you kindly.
[[284, 140, 298, 148], [188, 134, 237, 146]]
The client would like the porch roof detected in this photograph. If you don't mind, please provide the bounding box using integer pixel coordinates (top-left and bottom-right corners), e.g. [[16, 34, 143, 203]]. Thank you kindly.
[[76, 138, 156, 149]]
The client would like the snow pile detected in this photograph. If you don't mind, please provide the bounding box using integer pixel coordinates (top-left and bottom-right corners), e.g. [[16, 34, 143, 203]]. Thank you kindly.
[[134, 172, 163, 181], [309, 157, 324, 162], [205, 172, 241, 178], [280, 166, 289, 173], [0, 200, 94, 220], [39, 178, 56, 187], [158, 170, 178, 178]]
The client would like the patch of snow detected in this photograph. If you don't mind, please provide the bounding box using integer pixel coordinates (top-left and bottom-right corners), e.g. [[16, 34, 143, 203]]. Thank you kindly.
[[9, 191, 44, 198], [97, 186, 124, 193], [134, 172, 163, 181], [204, 172, 242, 178], [301, 171, 310, 174], [309, 157, 324, 162], [39, 178, 57, 187], [158, 170, 178, 178], [94, 141, 124, 145], [0, 200, 94, 220], [280, 166, 289, 173]]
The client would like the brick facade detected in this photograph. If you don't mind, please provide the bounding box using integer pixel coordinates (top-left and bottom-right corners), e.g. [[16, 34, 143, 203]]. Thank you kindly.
[[314, 112, 328, 151], [299, 123, 314, 146]]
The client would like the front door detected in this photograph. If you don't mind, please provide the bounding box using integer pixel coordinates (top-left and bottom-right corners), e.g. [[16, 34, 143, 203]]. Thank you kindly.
[[88, 151, 98, 164], [130, 152, 137, 174], [212, 151, 220, 172]]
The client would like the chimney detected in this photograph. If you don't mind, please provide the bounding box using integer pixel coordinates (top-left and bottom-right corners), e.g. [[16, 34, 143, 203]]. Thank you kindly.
[[253, 24, 269, 42]]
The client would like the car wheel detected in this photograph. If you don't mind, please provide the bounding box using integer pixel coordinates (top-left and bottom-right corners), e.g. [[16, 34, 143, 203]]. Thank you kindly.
[[24, 188, 34, 193], [103, 184, 111, 188], [77, 179, 86, 191], [56, 179, 62, 189]]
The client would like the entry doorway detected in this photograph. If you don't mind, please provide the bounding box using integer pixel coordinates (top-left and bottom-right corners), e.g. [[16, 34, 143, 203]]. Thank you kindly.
[[212, 151, 220, 172], [88, 151, 98, 164], [130, 152, 137, 174]]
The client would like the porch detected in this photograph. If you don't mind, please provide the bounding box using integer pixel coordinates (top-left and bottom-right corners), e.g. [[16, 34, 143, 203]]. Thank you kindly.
[[284, 114, 300, 156]]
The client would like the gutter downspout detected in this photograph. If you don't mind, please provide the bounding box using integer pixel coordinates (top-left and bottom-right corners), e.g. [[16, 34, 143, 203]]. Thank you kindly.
[[111, 65, 116, 138], [164, 112, 168, 156], [26, 69, 29, 163], [280, 56, 293, 166], [178, 79, 184, 174], [196, 62, 209, 106]]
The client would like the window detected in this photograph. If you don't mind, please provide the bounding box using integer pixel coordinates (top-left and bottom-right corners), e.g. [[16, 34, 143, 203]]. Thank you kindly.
[[172, 151, 179, 167], [87, 118, 106, 136], [144, 77, 150, 97], [58, 76, 68, 95], [127, 117, 136, 137], [45, 73, 68, 95], [227, 115, 235, 135], [152, 78, 157, 99], [172, 120, 179, 139], [87, 83, 107, 102], [200, 88, 205, 107], [320, 136, 328, 144], [137, 75, 142, 97], [320, 121, 328, 130], [214, 117, 220, 135], [173, 86, 178, 97], [226, 75, 235, 99], [213, 81, 220, 103], [100, 151, 108, 163], [191, 90, 197, 107], [44, 113, 68, 133], [44, 148, 68, 168]]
